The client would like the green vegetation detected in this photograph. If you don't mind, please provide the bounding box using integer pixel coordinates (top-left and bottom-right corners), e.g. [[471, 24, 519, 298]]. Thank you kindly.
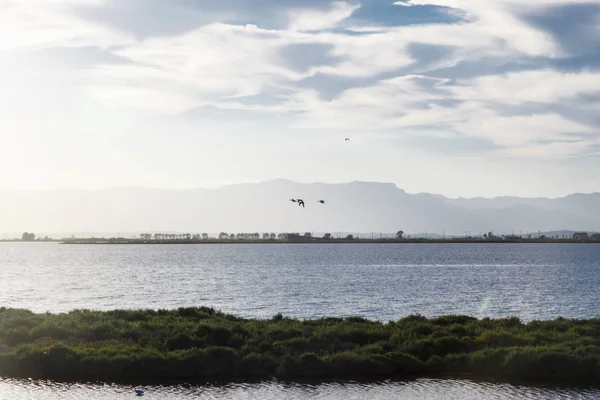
[[0, 307, 599, 384]]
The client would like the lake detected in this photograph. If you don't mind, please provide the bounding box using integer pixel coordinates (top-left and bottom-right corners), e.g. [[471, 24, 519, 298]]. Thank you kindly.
[[1, 242, 599, 321], [0, 379, 600, 400], [1, 242, 600, 398], [0, 377, 599, 399]]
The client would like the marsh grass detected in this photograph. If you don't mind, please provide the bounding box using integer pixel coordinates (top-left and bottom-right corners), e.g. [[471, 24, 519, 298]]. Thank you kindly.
[[0, 307, 598, 384]]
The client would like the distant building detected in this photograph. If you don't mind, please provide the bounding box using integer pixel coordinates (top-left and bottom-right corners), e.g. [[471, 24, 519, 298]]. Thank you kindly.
[[573, 232, 589, 240]]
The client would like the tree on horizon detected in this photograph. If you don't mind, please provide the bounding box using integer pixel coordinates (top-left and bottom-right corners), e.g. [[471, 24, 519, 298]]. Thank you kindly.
[[21, 232, 35, 241]]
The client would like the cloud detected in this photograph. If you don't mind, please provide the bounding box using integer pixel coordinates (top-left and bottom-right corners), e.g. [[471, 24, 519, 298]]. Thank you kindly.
[[81, 23, 314, 114], [500, 139, 600, 158], [454, 113, 594, 147], [288, 1, 361, 31], [282, 65, 600, 157], [288, 75, 452, 129], [449, 69, 600, 105], [0, 0, 131, 51], [2, 0, 600, 162]]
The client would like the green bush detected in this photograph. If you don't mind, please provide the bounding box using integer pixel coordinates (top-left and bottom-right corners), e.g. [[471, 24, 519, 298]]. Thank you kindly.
[[0, 308, 598, 384]]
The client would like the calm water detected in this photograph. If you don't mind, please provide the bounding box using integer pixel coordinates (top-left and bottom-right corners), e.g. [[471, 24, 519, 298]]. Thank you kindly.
[[1, 242, 599, 321], [1, 378, 599, 399], [2, 242, 600, 398]]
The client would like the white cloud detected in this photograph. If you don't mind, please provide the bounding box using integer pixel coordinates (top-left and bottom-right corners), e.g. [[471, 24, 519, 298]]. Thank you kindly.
[[310, 31, 416, 77], [284, 69, 599, 156], [32, 0, 586, 117], [392, 0, 562, 57], [83, 24, 312, 113], [288, 1, 360, 31], [290, 75, 452, 129], [454, 113, 594, 147], [500, 140, 600, 158], [0, 0, 131, 51], [450, 69, 600, 105], [2, 0, 600, 197], [400, 0, 600, 9]]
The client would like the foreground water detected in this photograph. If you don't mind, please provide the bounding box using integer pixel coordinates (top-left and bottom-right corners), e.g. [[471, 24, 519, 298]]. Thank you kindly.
[[1, 242, 599, 321], [1, 378, 599, 399]]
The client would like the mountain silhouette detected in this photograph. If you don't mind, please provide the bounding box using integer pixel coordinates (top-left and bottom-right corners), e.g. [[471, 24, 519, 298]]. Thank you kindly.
[[0, 180, 598, 235]]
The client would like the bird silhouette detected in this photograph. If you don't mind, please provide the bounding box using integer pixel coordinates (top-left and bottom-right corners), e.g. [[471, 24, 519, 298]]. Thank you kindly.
[[345, 138, 350, 141], [289, 198, 297, 203], [318, 200, 325, 204], [297, 199, 305, 207]]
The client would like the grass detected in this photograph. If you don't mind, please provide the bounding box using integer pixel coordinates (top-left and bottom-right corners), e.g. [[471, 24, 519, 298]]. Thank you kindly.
[[0, 307, 599, 384]]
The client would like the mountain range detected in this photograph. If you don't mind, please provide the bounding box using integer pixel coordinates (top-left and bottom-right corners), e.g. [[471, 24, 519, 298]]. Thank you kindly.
[[0, 179, 598, 236]]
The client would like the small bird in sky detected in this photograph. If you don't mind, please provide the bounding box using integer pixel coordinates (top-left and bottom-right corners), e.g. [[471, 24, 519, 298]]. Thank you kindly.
[[345, 138, 350, 142], [318, 200, 326, 204], [297, 199, 305, 207]]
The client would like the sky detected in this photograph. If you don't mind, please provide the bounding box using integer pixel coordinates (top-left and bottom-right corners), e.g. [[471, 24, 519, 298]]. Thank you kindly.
[[1, 0, 600, 198]]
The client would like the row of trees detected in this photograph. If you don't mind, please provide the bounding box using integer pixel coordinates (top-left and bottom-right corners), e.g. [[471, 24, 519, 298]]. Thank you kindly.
[[139, 231, 407, 241], [140, 233, 209, 241], [140, 233, 288, 241], [218, 232, 287, 240]]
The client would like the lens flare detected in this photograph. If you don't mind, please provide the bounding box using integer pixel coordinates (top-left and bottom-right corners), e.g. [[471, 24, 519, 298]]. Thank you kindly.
[[479, 296, 491, 314]]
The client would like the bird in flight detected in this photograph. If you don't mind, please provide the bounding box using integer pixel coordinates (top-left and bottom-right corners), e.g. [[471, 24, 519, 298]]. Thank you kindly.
[[345, 138, 350, 141], [297, 199, 305, 207], [289, 198, 297, 203], [318, 200, 325, 204]]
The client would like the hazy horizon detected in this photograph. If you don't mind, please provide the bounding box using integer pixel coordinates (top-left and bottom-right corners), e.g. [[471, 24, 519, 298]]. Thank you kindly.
[[1, 177, 600, 200], [0, 180, 598, 235], [2, 1, 600, 199]]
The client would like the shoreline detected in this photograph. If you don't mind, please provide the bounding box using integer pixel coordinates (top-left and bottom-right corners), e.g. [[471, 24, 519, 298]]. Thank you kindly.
[[57, 239, 600, 244], [0, 307, 598, 386]]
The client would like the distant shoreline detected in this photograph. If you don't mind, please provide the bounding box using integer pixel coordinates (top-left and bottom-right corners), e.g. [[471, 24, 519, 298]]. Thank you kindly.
[[56, 238, 600, 245], [2, 238, 598, 245], [0, 239, 61, 242]]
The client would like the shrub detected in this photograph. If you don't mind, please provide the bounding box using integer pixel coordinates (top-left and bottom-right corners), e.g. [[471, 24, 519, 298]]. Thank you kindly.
[[0, 308, 598, 384]]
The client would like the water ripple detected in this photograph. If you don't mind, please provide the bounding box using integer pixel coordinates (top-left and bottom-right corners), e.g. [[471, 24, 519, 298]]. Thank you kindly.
[[2, 378, 599, 399]]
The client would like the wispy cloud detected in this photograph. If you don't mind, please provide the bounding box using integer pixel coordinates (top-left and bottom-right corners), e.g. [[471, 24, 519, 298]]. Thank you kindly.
[[1, 0, 600, 194], [0, 0, 131, 51], [288, 1, 361, 31]]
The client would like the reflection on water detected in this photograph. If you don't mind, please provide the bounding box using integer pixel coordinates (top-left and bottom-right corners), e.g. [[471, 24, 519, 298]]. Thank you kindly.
[[0, 378, 598, 399]]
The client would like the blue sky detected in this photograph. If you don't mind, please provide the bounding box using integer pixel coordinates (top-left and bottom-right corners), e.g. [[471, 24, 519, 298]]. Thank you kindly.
[[1, 0, 599, 197]]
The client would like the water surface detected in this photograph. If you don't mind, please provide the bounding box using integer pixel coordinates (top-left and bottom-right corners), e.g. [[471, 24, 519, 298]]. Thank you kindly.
[[2, 243, 600, 397], [1, 378, 599, 399], [1, 242, 599, 321]]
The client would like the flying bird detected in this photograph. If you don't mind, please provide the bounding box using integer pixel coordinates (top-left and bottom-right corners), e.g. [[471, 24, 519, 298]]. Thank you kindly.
[[345, 138, 350, 142], [318, 200, 325, 204], [289, 198, 297, 203], [297, 199, 305, 207]]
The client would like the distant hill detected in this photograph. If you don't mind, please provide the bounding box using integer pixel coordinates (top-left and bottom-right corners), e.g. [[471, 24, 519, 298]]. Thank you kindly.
[[0, 180, 598, 236]]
